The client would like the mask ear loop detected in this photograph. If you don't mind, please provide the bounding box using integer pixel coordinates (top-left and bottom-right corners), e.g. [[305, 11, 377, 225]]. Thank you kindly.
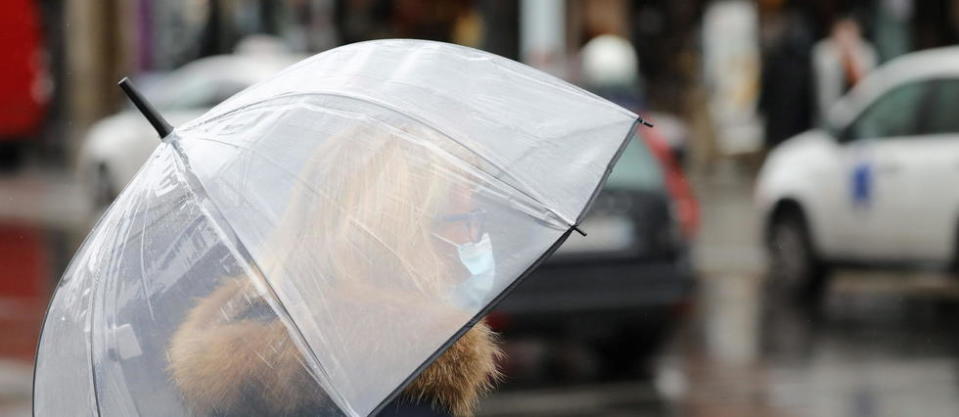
[[432, 232, 459, 248]]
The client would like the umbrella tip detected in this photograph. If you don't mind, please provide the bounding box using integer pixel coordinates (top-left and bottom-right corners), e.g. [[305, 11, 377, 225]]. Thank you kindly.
[[571, 225, 587, 237], [118, 77, 174, 139], [638, 117, 654, 128]]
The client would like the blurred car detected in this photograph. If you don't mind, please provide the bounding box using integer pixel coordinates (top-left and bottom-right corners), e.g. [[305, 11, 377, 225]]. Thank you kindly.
[[756, 47, 959, 297], [492, 129, 697, 381], [79, 40, 300, 209], [0, 0, 49, 169], [645, 111, 691, 167]]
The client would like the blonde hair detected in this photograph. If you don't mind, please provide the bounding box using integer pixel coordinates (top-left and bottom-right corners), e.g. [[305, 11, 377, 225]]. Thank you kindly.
[[168, 115, 498, 417], [262, 121, 469, 302]]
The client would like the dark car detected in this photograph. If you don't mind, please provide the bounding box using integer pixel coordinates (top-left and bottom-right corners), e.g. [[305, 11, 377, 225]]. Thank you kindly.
[[491, 130, 696, 382]]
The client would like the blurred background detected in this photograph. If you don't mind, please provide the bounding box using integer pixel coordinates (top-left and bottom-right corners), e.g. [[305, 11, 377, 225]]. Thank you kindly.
[[5, 0, 959, 415]]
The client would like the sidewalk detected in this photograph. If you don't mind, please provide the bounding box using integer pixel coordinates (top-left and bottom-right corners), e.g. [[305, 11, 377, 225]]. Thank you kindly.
[[0, 166, 89, 417], [0, 360, 31, 417]]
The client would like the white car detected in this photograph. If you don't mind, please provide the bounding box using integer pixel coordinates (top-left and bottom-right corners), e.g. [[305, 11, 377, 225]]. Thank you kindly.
[[756, 47, 959, 295], [79, 44, 300, 209]]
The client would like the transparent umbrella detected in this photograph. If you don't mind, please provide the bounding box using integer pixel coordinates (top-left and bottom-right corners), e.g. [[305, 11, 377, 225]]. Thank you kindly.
[[34, 40, 646, 417]]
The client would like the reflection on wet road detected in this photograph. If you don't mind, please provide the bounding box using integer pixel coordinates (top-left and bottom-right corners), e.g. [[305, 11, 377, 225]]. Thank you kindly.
[[3, 166, 959, 416], [0, 168, 81, 417], [481, 165, 959, 417], [662, 272, 959, 417]]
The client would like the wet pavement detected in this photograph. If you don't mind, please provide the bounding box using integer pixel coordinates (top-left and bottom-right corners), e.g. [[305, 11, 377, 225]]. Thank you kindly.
[[4, 162, 959, 416], [480, 162, 959, 417], [0, 166, 84, 417]]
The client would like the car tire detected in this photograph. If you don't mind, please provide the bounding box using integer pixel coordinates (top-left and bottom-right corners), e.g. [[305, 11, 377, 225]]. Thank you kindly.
[[0, 141, 26, 172], [766, 210, 828, 302]]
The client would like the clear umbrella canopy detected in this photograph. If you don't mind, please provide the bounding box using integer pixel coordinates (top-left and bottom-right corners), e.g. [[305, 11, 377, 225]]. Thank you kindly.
[[34, 40, 639, 417]]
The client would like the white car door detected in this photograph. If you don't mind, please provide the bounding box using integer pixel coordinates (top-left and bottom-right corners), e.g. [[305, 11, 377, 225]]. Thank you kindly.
[[836, 78, 959, 264], [832, 80, 931, 262], [882, 78, 959, 262]]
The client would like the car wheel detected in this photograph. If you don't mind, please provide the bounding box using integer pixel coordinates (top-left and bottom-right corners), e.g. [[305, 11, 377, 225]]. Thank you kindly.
[[0, 142, 26, 172], [767, 211, 828, 302]]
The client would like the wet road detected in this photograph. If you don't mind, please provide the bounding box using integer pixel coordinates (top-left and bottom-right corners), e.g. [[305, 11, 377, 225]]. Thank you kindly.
[[480, 162, 959, 417], [3, 163, 959, 416], [0, 166, 85, 417]]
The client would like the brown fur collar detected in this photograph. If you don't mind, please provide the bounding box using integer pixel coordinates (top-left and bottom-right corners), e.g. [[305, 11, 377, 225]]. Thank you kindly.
[[168, 279, 501, 417], [404, 322, 502, 417]]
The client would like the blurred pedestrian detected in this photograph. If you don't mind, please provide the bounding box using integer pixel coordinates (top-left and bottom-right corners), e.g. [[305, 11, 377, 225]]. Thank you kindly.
[[702, 0, 763, 155], [758, 3, 814, 148], [812, 16, 877, 124]]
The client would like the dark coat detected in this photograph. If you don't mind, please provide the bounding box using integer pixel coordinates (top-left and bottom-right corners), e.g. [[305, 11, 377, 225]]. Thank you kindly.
[[378, 397, 454, 417], [168, 278, 500, 417]]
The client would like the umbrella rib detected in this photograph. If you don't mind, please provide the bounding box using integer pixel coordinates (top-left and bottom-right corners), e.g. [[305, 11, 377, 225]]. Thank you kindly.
[[180, 90, 577, 227], [166, 142, 360, 417], [188, 135, 441, 295], [85, 157, 155, 417], [137, 198, 158, 322]]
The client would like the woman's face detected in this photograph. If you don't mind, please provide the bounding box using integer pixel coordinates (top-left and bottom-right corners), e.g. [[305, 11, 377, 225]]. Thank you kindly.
[[434, 184, 485, 247]]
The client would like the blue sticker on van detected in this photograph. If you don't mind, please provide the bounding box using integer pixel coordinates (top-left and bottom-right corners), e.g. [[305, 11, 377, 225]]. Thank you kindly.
[[852, 162, 872, 207]]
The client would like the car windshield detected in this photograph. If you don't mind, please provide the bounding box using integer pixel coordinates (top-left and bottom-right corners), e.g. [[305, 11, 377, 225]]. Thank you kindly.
[[603, 133, 664, 192]]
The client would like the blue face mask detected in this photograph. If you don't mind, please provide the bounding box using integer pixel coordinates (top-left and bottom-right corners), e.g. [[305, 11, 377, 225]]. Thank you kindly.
[[451, 232, 495, 310]]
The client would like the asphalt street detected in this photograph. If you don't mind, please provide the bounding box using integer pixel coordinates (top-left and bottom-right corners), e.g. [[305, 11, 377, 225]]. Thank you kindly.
[[3, 163, 959, 417], [480, 162, 959, 417]]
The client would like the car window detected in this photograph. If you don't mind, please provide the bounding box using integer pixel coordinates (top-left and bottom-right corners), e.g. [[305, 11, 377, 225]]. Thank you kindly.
[[604, 133, 665, 191], [917, 78, 959, 136], [842, 81, 930, 142]]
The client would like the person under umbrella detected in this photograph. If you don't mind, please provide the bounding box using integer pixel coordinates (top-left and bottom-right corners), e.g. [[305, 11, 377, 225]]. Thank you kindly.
[[168, 127, 502, 417], [33, 40, 644, 417]]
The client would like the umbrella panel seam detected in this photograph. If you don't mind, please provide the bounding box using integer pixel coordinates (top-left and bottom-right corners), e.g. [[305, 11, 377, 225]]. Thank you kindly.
[[166, 141, 359, 417], [184, 126, 565, 230], [180, 90, 577, 226], [366, 227, 576, 417]]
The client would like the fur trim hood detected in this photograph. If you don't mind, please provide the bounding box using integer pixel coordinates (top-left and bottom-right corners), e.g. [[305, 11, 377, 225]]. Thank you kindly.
[[168, 278, 501, 417]]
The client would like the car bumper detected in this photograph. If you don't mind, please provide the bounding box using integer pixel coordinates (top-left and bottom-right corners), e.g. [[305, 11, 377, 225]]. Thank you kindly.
[[491, 254, 695, 331]]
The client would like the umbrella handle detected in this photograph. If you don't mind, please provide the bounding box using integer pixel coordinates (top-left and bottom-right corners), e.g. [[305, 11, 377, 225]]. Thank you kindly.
[[118, 77, 174, 139]]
